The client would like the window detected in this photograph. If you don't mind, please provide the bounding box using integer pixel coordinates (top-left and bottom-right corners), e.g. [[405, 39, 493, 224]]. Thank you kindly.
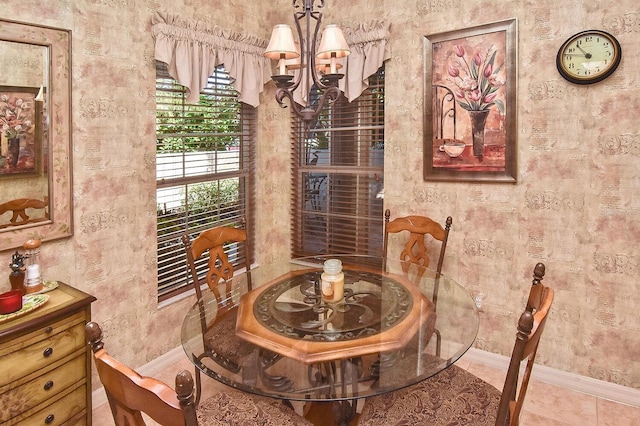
[[292, 67, 385, 260], [155, 62, 255, 301]]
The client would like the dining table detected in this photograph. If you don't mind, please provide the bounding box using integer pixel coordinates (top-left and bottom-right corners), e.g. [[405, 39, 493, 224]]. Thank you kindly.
[[181, 255, 479, 425]]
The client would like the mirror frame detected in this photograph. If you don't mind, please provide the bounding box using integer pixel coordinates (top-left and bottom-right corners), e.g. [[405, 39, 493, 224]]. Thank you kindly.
[[0, 19, 72, 252]]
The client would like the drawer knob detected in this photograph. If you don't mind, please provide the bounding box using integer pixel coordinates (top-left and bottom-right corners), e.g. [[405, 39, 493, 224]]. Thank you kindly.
[[43, 347, 53, 357], [44, 380, 54, 391], [45, 414, 55, 424], [45, 326, 53, 333]]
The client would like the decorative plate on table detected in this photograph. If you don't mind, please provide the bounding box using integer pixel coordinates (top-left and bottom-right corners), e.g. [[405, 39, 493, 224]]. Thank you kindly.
[[33, 280, 59, 294], [0, 294, 50, 324]]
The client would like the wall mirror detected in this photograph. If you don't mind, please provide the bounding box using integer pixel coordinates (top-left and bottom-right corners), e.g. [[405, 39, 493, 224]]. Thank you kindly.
[[0, 19, 72, 252]]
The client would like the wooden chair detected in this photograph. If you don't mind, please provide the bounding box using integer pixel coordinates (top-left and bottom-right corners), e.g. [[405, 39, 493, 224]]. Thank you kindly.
[[358, 262, 555, 426], [181, 220, 258, 404], [182, 218, 252, 302], [383, 209, 453, 355], [86, 321, 311, 426], [0, 197, 49, 229], [383, 209, 453, 277]]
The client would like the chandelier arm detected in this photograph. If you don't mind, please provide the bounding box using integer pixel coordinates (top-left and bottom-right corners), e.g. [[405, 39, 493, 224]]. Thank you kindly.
[[275, 86, 341, 124], [266, 0, 346, 123], [310, 86, 341, 111], [275, 88, 306, 116], [285, 10, 306, 94], [289, 1, 328, 97], [309, 7, 328, 90]]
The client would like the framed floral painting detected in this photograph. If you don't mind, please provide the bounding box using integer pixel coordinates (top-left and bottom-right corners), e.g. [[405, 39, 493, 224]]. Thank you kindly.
[[0, 86, 42, 177], [423, 19, 517, 182]]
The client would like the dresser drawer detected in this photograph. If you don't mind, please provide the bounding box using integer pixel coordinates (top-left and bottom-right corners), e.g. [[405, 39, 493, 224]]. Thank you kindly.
[[0, 354, 86, 423], [61, 412, 87, 426], [6, 385, 86, 426], [0, 316, 86, 389], [0, 283, 94, 426], [61, 411, 87, 426]]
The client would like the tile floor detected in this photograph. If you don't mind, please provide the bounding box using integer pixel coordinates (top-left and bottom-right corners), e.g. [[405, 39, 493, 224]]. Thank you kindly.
[[92, 353, 640, 425]]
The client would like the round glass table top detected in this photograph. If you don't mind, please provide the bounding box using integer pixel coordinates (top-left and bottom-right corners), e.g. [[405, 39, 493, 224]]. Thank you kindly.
[[181, 255, 479, 402]]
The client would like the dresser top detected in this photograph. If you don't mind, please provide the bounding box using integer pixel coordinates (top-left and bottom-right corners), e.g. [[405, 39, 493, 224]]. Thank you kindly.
[[0, 282, 95, 340]]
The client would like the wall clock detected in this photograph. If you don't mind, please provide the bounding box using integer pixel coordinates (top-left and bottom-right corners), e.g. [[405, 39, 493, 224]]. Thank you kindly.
[[556, 30, 621, 84]]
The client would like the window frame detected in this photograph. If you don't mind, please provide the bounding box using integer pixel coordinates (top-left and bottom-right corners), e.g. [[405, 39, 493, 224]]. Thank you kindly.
[[155, 62, 255, 302], [291, 67, 385, 260]]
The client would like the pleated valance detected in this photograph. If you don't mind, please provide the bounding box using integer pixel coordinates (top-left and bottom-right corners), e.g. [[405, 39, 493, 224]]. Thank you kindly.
[[340, 19, 391, 102], [152, 11, 272, 107], [152, 11, 390, 107]]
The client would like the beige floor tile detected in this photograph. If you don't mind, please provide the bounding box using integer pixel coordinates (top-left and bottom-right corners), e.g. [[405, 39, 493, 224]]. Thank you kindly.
[[520, 410, 587, 426], [92, 403, 115, 426], [520, 381, 598, 426], [452, 357, 471, 370], [597, 398, 640, 426]]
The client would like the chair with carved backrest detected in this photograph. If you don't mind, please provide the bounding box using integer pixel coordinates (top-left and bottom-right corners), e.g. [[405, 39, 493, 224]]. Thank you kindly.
[[0, 197, 49, 229], [85, 322, 310, 426], [182, 217, 252, 302], [359, 262, 555, 426], [383, 209, 453, 277], [181, 218, 259, 404], [383, 209, 453, 356]]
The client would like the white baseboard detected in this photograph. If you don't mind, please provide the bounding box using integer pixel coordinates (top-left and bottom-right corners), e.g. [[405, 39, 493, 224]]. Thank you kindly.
[[94, 345, 640, 410], [463, 347, 640, 408]]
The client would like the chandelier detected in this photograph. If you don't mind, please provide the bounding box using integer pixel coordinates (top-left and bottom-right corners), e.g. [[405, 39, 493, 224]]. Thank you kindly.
[[264, 0, 350, 124]]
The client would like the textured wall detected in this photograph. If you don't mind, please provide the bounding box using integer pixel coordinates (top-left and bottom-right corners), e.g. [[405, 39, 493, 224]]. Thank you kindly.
[[374, 0, 640, 389], [0, 0, 282, 393], [0, 0, 638, 393]]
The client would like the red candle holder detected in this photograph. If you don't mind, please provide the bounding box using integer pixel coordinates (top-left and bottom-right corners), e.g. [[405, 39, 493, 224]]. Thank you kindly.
[[0, 290, 23, 314]]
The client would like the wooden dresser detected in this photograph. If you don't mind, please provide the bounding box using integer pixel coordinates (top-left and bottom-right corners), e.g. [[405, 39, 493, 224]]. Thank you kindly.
[[0, 282, 96, 425]]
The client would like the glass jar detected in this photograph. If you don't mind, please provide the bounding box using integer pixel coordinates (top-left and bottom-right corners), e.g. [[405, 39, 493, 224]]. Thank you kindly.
[[23, 238, 43, 294], [321, 259, 344, 303]]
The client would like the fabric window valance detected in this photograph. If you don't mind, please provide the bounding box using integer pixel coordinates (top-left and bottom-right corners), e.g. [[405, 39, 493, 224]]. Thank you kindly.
[[152, 12, 390, 106], [340, 19, 391, 102], [152, 11, 272, 107]]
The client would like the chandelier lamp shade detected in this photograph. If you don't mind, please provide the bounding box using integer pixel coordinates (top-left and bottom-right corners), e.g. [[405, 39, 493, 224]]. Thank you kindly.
[[264, 0, 350, 123]]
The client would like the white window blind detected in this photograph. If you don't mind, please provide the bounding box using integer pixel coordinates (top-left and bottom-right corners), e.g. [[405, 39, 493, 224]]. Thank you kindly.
[[292, 67, 385, 262], [156, 62, 255, 300]]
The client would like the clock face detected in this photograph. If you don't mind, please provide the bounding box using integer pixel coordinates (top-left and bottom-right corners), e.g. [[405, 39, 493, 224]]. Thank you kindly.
[[556, 30, 621, 84]]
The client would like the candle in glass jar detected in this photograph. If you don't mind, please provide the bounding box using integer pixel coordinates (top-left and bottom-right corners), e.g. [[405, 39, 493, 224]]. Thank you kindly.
[[321, 259, 344, 303]]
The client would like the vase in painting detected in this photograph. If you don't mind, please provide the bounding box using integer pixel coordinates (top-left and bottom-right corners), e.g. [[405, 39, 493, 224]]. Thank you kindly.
[[8, 137, 20, 166], [468, 110, 490, 157]]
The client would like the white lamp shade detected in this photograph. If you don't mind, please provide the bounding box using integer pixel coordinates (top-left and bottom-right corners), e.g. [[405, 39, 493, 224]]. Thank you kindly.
[[284, 42, 302, 70], [264, 24, 299, 60], [316, 24, 350, 59]]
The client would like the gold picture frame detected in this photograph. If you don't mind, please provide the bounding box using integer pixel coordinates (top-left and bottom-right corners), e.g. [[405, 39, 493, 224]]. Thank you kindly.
[[423, 19, 517, 183]]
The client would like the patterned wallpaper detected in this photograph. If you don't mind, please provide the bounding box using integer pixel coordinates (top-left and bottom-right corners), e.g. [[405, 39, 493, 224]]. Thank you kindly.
[[371, 0, 640, 390], [0, 0, 638, 393]]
